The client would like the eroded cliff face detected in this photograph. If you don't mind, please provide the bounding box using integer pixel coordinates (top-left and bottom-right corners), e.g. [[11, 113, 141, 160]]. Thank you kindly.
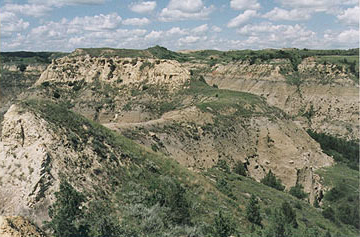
[[106, 104, 332, 204], [203, 58, 359, 140], [23, 54, 336, 198], [0, 62, 49, 137], [0, 103, 126, 226], [36, 54, 190, 90], [0, 216, 47, 237], [0, 51, 347, 221]]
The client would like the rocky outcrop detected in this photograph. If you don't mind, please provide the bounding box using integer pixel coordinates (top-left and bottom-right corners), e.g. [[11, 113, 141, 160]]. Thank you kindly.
[[0, 103, 124, 226], [204, 58, 359, 140], [0, 216, 46, 237], [36, 55, 190, 90]]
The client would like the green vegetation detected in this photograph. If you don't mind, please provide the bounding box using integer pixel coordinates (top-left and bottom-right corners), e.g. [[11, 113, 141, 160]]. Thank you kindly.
[[262, 202, 297, 237], [316, 55, 359, 79], [289, 184, 308, 199], [317, 164, 359, 231], [246, 195, 262, 226], [45, 180, 88, 237], [307, 130, 359, 170], [8, 45, 357, 236], [213, 211, 236, 237], [261, 170, 285, 191], [0, 51, 68, 65], [20, 99, 357, 236], [181, 76, 281, 120], [233, 161, 247, 176]]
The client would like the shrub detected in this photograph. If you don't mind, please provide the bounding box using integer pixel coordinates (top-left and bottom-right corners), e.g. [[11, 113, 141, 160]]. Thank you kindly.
[[263, 208, 293, 237], [41, 81, 50, 87], [246, 194, 262, 226], [324, 186, 346, 202], [261, 170, 285, 191], [233, 161, 247, 176], [281, 202, 298, 228], [45, 180, 88, 237], [85, 200, 122, 237], [53, 91, 61, 99], [337, 203, 359, 228], [289, 184, 308, 199], [213, 211, 236, 237], [17, 64, 27, 72], [322, 207, 336, 222], [217, 159, 230, 173], [216, 177, 236, 200], [307, 130, 359, 170], [140, 61, 152, 71]]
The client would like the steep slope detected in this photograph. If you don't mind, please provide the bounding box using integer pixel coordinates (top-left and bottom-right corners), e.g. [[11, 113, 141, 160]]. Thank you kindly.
[[201, 56, 359, 140], [0, 216, 47, 237], [0, 52, 66, 135], [1, 47, 358, 236], [17, 51, 333, 205], [0, 100, 356, 236]]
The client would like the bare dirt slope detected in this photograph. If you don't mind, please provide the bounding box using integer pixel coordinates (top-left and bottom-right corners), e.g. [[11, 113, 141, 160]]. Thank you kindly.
[[0, 216, 46, 237]]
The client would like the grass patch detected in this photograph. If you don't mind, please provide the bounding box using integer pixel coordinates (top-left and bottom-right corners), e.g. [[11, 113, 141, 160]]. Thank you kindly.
[[180, 77, 282, 119]]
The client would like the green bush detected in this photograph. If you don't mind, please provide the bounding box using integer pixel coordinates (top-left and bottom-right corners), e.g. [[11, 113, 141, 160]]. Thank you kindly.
[[246, 194, 262, 226], [45, 180, 88, 237], [262, 202, 298, 237], [233, 161, 247, 176], [213, 211, 236, 237], [216, 177, 236, 200], [322, 207, 336, 222], [337, 202, 359, 229], [289, 184, 308, 199], [307, 130, 359, 170], [324, 186, 346, 202], [217, 159, 230, 173], [261, 170, 285, 191], [281, 202, 298, 228], [85, 200, 122, 237]]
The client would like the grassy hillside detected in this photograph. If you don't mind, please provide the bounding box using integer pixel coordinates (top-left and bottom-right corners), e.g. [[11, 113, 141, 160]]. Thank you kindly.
[[19, 100, 359, 237], [0, 51, 68, 65]]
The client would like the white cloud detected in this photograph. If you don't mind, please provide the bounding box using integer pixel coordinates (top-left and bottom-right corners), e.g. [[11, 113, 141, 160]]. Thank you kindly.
[[168, 0, 204, 13], [236, 22, 317, 48], [129, 1, 156, 13], [211, 26, 222, 32], [166, 27, 188, 35], [0, 12, 29, 37], [324, 29, 359, 46], [192, 24, 208, 34], [26, 16, 147, 51], [159, 0, 214, 21], [69, 13, 122, 31], [230, 0, 260, 10], [263, 7, 311, 21], [337, 6, 359, 25], [29, 0, 105, 7], [277, 0, 357, 13], [227, 10, 258, 28], [145, 30, 163, 40], [179, 36, 201, 45], [1, 4, 52, 17], [122, 17, 150, 26]]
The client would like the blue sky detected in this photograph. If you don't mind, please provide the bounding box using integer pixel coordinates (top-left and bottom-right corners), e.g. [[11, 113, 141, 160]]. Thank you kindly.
[[0, 0, 358, 52]]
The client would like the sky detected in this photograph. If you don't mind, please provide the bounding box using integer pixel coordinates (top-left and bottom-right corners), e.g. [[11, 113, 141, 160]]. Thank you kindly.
[[0, 0, 359, 52]]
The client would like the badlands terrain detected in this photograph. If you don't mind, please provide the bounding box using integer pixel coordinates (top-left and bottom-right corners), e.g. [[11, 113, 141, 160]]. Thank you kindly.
[[0, 46, 359, 237]]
